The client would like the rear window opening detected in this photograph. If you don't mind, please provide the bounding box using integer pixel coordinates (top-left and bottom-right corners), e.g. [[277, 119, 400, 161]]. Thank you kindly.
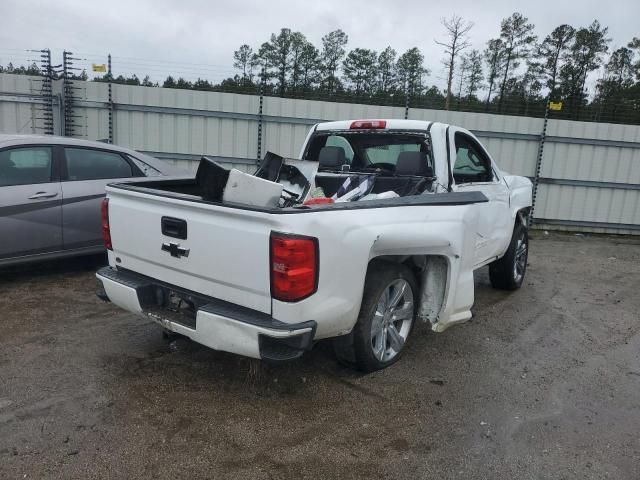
[[304, 132, 434, 175]]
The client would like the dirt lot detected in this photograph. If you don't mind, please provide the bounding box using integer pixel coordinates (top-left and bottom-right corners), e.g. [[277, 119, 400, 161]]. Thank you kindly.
[[1, 233, 639, 479]]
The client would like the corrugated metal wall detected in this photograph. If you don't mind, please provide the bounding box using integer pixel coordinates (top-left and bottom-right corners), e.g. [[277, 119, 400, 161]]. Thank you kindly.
[[1, 73, 639, 233], [535, 120, 640, 234], [0, 74, 42, 135]]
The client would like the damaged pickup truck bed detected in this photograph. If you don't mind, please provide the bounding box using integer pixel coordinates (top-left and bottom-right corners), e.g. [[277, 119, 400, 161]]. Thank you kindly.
[[96, 119, 532, 371]]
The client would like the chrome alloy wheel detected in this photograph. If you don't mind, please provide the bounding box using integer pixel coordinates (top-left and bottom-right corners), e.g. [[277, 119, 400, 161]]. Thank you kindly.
[[513, 231, 528, 284], [370, 279, 414, 362]]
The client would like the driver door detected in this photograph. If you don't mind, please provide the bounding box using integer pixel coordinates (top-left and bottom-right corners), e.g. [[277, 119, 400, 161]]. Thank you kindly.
[[449, 129, 511, 265]]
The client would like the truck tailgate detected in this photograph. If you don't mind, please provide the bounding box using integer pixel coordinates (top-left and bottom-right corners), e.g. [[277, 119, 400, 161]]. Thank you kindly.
[[106, 188, 276, 314]]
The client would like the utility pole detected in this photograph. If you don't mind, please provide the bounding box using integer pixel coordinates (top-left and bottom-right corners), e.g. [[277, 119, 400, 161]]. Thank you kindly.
[[404, 79, 411, 120], [257, 65, 266, 161], [39, 49, 54, 135], [531, 98, 550, 224], [108, 54, 113, 144]]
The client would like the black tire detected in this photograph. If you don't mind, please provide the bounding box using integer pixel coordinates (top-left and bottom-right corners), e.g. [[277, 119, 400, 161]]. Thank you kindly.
[[489, 222, 529, 290], [334, 260, 418, 372]]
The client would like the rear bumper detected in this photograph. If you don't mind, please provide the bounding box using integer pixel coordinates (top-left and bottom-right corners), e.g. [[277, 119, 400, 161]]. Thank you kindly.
[[96, 266, 316, 361]]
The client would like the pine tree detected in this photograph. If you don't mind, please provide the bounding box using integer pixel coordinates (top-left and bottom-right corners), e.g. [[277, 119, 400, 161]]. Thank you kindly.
[[484, 38, 504, 107], [536, 24, 575, 97], [259, 28, 295, 96], [377, 47, 397, 95], [463, 50, 484, 101], [397, 48, 429, 97], [497, 12, 537, 112], [343, 48, 378, 95], [559, 20, 610, 115], [320, 29, 348, 94]]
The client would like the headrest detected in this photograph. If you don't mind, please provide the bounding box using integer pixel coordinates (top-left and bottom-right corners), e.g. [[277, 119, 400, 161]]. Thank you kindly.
[[396, 151, 432, 176], [318, 146, 347, 169]]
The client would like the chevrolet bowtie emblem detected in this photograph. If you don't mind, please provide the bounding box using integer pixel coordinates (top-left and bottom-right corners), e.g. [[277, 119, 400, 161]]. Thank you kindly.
[[161, 242, 190, 258]]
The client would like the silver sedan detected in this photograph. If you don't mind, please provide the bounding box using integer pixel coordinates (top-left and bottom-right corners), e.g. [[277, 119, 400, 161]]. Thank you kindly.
[[0, 134, 185, 266]]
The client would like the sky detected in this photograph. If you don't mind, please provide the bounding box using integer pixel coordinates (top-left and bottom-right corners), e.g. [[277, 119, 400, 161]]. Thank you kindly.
[[1, 0, 638, 92]]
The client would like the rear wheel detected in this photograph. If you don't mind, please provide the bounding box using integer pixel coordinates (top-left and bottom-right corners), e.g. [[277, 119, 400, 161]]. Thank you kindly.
[[489, 222, 528, 290], [335, 261, 417, 372]]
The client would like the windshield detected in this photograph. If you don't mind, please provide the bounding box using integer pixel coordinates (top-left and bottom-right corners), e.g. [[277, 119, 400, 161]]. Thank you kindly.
[[304, 132, 433, 174]]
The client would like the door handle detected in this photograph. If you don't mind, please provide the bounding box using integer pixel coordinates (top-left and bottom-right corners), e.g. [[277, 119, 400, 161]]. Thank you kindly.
[[28, 191, 59, 199]]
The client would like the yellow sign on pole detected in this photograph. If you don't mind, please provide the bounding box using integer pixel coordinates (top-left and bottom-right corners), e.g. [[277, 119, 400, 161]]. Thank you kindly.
[[549, 101, 563, 111], [92, 63, 107, 73]]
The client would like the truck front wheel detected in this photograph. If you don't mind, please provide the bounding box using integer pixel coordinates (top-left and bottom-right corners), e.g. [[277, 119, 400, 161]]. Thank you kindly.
[[489, 222, 529, 290], [335, 261, 417, 372]]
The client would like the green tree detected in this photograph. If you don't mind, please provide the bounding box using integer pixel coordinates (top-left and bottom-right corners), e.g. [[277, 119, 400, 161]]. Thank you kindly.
[[113, 74, 140, 85], [233, 44, 259, 85], [463, 50, 484, 100], [299, 43, 321, 92], [520, 62, 544, 114], [259, 28, 295, 96], [484, 38, 505, 107], [0, 62, 42, 76], [627, 37, 640, 80], [162, 76, 176, 88], [342, 48, 378, 95], [141, 75, 156, 87], [497, 12, 537, 112], [289, 32, 310, 91], [455, 55, 470, 107], [396, 47, 429, 97], [595, 47, 635, 118], [601, 47, 634, 89], [377, 47, 397, 94], [73, 69, 89, 81], [320, 29, 348, 93], [559, 20, 610, 114], [175, 77, 192, 89], [536, 24, 575, 97], [435, 15, 473, 109], [193, 78, 214, 90]]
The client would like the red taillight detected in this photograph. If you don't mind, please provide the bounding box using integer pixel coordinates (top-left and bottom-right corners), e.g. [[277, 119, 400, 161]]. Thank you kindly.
[[101, 198, 112, 250], [270, 232, 318, 302], [350, 120, 387, 129]]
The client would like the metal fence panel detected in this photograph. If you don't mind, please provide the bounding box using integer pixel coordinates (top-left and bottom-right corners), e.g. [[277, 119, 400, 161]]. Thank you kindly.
[[0, 74, 41, 134]]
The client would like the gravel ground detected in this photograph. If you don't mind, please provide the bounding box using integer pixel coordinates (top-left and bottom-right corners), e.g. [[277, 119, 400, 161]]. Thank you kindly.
[[1, 232, 639, 479]]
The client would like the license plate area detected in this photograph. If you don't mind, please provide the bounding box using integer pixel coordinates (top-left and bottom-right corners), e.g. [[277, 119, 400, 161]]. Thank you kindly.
[[139, 285, 203, 329]]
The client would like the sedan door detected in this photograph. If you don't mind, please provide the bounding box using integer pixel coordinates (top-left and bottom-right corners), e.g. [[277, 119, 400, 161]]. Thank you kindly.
[[60, 147, 142, 250], [0, 145, 63, 260]]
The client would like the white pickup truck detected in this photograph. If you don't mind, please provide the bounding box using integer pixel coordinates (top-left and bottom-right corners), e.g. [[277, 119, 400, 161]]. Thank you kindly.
[[96, 119, 532, 371]]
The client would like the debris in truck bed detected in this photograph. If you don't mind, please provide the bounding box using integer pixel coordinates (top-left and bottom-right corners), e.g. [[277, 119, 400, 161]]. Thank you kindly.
[[222, 169, 283, 207], [196, 157, 230, 202], [331, 175, 375, 202], [196, 154, 316, 208], [360, 191, 399, 201]]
